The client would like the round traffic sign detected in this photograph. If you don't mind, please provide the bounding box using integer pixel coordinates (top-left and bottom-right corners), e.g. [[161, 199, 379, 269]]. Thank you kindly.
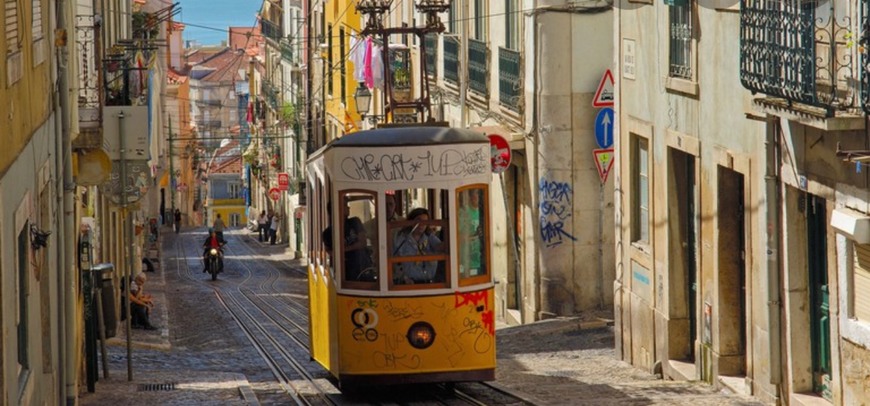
[[488, 134, 511, 174], [269, 187, 281, 201]]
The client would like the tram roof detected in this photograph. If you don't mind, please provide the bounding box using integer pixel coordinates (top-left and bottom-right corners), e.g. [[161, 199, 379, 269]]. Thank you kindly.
[[329, 126, 489, 147]]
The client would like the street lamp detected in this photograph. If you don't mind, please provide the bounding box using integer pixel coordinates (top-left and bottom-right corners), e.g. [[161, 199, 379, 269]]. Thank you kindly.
[[353, 83, 382, 124]]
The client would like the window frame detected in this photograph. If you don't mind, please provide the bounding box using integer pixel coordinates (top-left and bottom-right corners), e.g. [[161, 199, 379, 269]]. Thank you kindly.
[[631, 135, 650, 247], [457, 185, 490, 287], [387, 188, 451, 291], [340, 189, 379, 291]]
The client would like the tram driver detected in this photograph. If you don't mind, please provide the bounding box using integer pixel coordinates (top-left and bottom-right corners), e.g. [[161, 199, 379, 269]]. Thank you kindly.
[[392, 208, 444, 284]]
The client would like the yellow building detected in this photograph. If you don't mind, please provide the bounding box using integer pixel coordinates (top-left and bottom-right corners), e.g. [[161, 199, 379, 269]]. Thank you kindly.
[[324, 0, 363, 140]]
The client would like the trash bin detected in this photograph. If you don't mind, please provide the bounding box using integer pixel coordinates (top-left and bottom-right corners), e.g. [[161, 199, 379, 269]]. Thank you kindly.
[[93, 263, 117, 339]]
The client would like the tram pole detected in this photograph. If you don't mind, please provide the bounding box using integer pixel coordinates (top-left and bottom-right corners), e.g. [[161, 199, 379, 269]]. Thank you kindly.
[[118, 110, 133, 381]]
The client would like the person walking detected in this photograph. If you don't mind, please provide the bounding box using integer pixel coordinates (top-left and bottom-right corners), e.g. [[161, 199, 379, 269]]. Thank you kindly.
[[174, 208, 182, 233], [269, 213, 280, 245], [213, 213, 226, 243], [257, 210, 268, 242]]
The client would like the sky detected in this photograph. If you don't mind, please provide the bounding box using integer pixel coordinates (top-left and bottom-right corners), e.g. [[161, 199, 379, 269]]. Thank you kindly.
[[178, 0, 262, 46]]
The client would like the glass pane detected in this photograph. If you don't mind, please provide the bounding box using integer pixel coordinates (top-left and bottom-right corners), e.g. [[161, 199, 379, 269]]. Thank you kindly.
[[338, 191, 378, 283], [640, 207, 649, 243], [388, 188, 450, 287], [458, 187, 486, 279]]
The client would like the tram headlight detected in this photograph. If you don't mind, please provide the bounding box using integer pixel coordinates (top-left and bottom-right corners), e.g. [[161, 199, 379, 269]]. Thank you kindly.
[[406, 322, 435, 349], [209, 248, 218, 256]]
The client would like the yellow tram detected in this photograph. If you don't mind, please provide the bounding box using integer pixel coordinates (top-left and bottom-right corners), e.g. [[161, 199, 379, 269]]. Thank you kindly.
[[306, 126, 495, 386]]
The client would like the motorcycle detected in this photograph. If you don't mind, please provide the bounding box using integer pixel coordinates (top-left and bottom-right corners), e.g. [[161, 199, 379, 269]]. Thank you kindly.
[[204, 243, 225, 281]]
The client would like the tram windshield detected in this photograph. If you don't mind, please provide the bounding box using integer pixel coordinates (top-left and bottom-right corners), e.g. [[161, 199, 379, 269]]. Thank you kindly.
[[388, 188, 450, 288]]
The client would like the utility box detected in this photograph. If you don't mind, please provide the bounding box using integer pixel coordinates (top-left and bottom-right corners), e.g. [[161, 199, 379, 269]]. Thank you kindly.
[[93, 263, 118, 338]]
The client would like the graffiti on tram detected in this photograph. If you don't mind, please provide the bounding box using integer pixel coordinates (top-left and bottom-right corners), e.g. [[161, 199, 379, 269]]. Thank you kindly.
[[345, 291, 495, 370], [338, 146, 489, 182]]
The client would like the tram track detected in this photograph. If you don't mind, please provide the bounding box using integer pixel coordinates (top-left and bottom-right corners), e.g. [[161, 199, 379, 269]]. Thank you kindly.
[[171, 229, 532, 405]]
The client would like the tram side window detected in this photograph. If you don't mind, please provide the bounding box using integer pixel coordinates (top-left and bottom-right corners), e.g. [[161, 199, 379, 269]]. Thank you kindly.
[[458, 187, 488, 282], [339, 191, 378, 286], [388, 188, 450, 287]]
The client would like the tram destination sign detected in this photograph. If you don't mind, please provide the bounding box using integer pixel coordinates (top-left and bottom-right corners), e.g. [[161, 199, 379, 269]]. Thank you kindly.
[[331, 144, 491, 184]]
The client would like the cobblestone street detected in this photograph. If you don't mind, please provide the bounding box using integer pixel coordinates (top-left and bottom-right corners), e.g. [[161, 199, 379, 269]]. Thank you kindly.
[[78, 227, 767, 405]]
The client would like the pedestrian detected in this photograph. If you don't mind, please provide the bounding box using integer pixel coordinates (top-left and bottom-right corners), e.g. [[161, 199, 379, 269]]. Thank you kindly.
[[174, 208, 181, 234], [269, 213, 280, 245], [257, 210, 268, 242], [129, 272, 158, 330], [213, 213, 226, 243]]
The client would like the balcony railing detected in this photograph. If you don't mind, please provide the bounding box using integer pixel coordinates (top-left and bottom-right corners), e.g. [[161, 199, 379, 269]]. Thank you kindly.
[[444, 36, 460, 85], [468, 38, 489, 96], [862, 0, 870, 113], [739, 0, 856, 115], [76, 15, 100, 129], [280, 40, 294, 62], [262, 19, 284, 43], [424, 34, 437, 77], [499, 47, 522, 113], [262, 79, 281, 110]]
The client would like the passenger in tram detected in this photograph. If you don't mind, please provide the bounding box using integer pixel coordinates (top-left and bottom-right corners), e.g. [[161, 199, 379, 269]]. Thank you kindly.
[[322, 202, 375, 281], [459, 190, 484, 276], [393, 208, 444, 284]]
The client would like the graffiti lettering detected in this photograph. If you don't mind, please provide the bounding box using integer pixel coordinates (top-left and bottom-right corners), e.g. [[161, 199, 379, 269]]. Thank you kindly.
[[538, 177, 576, 247], [339, 147, 489, 182], [459, 316, 494, 353], [455, 291, 488, 309], [384, 302, 423, 321], [373, 351, 421, 369]]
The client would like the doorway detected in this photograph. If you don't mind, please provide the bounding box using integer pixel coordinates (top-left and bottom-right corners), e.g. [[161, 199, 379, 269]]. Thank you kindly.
[[717, 166, 746, 377], [805, 194, 831, 398], [668, 148, 697, 362]]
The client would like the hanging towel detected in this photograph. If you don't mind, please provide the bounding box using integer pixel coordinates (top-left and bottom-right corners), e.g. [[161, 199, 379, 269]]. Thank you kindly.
[[371, 43, 384, 89], [364, 36, 374, 89], [350, 34, 366, 82]]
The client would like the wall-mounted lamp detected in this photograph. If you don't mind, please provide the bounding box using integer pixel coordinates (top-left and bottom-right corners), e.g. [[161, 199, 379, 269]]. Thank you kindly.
[[31, 224, 51, 250]]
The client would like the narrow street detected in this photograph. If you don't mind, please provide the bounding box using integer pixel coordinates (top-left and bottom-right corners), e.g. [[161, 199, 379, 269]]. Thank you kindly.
[[78, 226, 766, 405]]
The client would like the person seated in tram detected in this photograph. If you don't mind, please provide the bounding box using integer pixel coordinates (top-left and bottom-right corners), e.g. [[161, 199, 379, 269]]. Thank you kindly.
[[393, 208, 443, 284], [322, 202, 376, 282]]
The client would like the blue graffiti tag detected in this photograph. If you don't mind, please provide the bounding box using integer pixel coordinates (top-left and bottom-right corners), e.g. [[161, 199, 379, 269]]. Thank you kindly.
[[538, 178, 577, 247]]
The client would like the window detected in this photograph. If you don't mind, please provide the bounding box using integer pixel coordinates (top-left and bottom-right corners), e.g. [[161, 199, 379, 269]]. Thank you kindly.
[[339, 26, 346, 104], [388, 188, 450, 290], [228, 183, 241, 199], [17, 225, 29, 378], [327, 24, 333, 95], [448, 2, 456, 33], [853, 244, 870, 322], [632, 136, 650, 245], [338, 190, 378, 290], [505, 0, 519, 50], [230, 213, 241, 227], [6, 0, 22, 85], [32, 0, 44, 65], [457, 186, 488, 286], [669, 0, 693, 79], [473, 0, 486, 40]]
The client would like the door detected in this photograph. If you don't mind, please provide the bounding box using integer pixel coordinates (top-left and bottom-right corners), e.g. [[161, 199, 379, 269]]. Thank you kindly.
[[670, 148, 698, 360], [807, 194, 831, 398]]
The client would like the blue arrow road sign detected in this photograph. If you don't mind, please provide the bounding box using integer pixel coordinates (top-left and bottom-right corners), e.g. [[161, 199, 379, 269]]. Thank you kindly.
[[595, 108, 615, 149]]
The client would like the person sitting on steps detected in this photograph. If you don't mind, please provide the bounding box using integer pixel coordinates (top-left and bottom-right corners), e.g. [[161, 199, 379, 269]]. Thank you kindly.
[[129, 272, 158, 330]]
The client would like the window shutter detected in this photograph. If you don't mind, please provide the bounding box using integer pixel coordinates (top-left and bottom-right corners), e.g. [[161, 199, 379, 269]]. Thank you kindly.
[[664, 0, 689, 6], [853, 244, 870, 322], [6, 0, 19, 52], [31, 0, 42, 40]]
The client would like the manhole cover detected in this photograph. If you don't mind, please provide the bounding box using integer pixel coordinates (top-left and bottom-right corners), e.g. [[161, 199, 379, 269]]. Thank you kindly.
[[138, 383, 177, 392]]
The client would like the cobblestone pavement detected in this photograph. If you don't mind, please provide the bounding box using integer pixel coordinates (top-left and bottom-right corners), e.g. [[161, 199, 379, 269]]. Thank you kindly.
[[77, 227, 767, 405]]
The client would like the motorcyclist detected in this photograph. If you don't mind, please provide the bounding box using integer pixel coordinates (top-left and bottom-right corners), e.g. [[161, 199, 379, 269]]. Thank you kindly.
[[202, 228, 224, 273]]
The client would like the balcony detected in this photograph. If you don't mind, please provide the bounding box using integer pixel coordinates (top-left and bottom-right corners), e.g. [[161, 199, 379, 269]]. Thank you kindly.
[[262, 19, 284, 44], [280, 40, 295, 62], [739, 0, 864, 128], [499, 47, 522, 113], [443, 36, 460, 85], [468, 39, 489, 96], [262, 79, 281, 110], [75, 15, 100, 131], [424, 34, 437, 77]]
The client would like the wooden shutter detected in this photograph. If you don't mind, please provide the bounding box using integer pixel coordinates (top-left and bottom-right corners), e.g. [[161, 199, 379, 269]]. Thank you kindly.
[[31, 0, 41, 39], [853, 244, 870, 322], [6, 0, 19, 52]]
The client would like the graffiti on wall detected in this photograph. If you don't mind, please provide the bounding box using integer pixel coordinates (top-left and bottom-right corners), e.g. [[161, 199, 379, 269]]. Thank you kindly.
[[539, 178, 577, 247]]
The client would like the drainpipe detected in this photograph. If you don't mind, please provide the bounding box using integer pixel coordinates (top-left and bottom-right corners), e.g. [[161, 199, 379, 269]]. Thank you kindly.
[[765, 118, 782, 395], [55, 0, 78, 402], [530, 6, 542, 319]]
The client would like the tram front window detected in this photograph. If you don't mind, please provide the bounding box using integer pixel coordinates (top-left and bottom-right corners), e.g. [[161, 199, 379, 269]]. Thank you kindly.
[[392, 207, 446, 284]]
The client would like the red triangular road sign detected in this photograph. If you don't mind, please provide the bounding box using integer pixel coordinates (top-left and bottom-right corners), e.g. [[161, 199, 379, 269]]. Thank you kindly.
[[592, 70, 615, 108], [593, 148, 615, 183]]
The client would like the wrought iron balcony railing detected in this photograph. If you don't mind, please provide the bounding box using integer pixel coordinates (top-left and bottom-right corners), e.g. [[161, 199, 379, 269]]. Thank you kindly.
[[499, 47, 522, 113], [280, 40, 295, 62], [862, 0, 870, 113], [262, 79, 281, 110], [444, 36, 460, 85], [76, 15, 101, 129], [425, 33, 437, 77], [739, 0, 857, 115], [262, 19, 284, 44], [468, 38, 489, 96]]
